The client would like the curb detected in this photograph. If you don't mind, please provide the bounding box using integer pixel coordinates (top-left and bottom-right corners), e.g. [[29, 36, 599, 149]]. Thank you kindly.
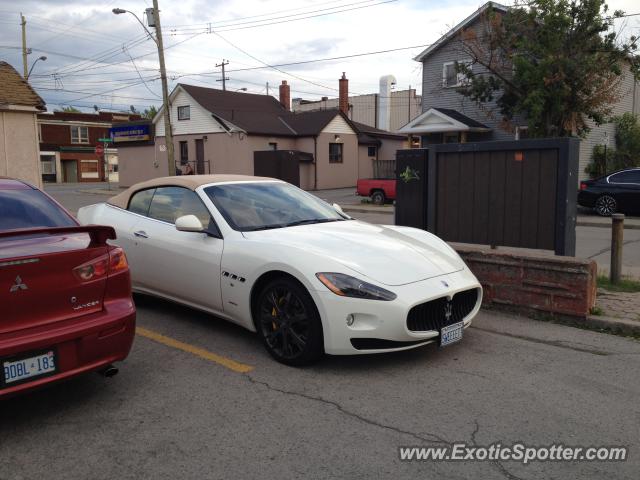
[[581, 315, 640, 337], [343, 207, 394, 215], [576, 221, 640, 230], [77, 189, 120, 195]]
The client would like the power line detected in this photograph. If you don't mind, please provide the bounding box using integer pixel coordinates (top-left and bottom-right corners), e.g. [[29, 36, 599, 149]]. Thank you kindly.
[[168, 0, 397, 34], [167, 0, 393, 32]]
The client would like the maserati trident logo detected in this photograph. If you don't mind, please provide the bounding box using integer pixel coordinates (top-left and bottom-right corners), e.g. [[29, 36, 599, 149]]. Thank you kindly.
[[10, 275, 28, 293], [444, 301, 453, 322]]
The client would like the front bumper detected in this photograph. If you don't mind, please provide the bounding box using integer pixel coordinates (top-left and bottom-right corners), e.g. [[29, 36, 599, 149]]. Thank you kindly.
[[313, 268, 482, 355], [0, 298, 136, 398]]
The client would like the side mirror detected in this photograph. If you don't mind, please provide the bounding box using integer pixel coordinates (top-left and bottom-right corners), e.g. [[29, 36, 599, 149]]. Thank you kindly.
[[175, 214, 204, 232], [333, 203, 351, 219]]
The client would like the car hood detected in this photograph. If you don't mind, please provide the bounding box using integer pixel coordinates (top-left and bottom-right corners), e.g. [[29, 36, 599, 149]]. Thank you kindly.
[[242, 221, 464, 286]]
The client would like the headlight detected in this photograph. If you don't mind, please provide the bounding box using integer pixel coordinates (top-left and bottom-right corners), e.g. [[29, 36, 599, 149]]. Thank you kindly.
[[316, 273, 397, 301]]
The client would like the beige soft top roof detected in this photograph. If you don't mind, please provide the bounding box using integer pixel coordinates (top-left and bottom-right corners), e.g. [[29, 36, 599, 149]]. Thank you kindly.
[[107, 174, 277, 209]]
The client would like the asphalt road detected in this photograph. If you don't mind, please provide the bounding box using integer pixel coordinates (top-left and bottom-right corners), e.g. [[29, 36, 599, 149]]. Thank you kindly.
[[2, 303, 639, 480]]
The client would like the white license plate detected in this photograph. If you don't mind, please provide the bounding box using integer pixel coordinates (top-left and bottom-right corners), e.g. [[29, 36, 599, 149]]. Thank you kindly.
[[2, 351, 56, 385], [440, 321, 464, 347]]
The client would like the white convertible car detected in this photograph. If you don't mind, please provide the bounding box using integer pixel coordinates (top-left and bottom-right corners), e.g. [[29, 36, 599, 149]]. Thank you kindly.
[[78, 175, 482, 365]]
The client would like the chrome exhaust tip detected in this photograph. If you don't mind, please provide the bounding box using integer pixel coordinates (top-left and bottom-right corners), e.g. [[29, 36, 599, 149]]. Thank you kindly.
[[99, 365, 119, 378]]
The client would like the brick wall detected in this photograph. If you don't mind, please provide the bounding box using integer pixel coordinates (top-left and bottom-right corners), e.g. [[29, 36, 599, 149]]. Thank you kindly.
[[454, 245, 597, 318]]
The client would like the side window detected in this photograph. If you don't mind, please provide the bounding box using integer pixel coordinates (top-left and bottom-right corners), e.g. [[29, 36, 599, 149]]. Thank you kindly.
[[148, 187, 213, 227], [609, 171, 639, 184], [128, 188, 155, 216]]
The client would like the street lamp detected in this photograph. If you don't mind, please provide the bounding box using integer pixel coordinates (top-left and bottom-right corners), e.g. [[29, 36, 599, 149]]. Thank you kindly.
[[26, 55, 46, 80], [113, 1, 176, 175]]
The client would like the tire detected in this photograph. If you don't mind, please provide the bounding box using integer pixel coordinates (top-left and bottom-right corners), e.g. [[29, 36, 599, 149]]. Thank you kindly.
[[371, 190, 386, 205], [255, 277, 324, 366], [595, 195, 617, 216]]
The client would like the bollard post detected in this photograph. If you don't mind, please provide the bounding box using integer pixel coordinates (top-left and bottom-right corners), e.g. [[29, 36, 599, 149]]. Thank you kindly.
[[610, 213, 624, 284]]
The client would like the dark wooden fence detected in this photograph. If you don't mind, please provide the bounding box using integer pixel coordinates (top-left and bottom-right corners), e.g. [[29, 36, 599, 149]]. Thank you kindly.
[[395, 138, 580, 256], [254, 150, 313, 187], [372, 159, 396, 179]]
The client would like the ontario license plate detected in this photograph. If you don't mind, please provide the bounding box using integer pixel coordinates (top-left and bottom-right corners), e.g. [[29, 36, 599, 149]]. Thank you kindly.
[[2, 350, 57, 387], [440, 321, 464, 347]]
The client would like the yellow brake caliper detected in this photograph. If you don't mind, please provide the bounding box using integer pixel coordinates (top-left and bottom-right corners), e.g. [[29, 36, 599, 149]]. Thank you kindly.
[[272, 297, 284, 330]]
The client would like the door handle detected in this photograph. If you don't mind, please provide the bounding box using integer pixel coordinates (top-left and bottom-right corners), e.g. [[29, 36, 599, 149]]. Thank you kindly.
[[134, 230, 149, 239]]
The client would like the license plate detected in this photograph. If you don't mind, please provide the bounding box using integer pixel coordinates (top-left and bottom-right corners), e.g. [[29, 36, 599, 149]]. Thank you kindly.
[[2, 350, 57, 387], [440, 321, 464, 347]]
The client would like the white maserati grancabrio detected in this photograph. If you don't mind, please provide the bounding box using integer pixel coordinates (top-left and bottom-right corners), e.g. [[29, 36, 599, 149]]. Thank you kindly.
[[78, 175, 482, 365]]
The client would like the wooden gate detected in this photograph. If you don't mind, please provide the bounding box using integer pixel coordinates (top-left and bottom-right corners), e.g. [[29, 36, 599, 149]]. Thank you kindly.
[[395, 138, 579, 256]]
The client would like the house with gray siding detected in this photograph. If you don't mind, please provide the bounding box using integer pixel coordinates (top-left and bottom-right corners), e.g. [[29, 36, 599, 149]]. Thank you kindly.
[[399, 1, 640, 178]]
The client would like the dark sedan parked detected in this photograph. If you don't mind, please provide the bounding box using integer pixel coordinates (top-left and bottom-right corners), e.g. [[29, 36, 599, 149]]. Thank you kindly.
[[578, 168, 640, 216]]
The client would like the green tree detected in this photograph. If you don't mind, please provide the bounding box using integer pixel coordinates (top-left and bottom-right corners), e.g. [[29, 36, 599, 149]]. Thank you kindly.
[[142, 105, 158, 119], [56, 106, 81, 113], [457, 0, 639, 137]]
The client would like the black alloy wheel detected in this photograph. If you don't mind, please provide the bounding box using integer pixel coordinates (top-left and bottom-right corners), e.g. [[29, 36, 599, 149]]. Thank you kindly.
[[371, 190, 386, 205], [256, 278, 323, 366], [595, 195, 617, 216]]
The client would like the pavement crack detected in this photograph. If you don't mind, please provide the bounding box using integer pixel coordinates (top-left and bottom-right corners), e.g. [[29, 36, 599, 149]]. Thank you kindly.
[[245, 374, 449, 445], [245, 375, 528, 480], [469, 420, 527, 480]]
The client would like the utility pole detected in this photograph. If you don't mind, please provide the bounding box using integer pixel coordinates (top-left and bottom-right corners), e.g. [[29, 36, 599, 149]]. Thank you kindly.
[[216, 59, 229, 91], [266, 82, 269, 95], [151, 0, 175, 175], [20, 13, 27, 78]]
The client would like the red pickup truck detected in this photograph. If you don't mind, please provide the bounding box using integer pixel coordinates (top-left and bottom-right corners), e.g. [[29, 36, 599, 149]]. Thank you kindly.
[[356, 178, 396, 204]]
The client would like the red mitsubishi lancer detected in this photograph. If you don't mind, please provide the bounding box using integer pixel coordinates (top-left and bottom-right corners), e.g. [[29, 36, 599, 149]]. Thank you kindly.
[[0, 178, 135, 397]]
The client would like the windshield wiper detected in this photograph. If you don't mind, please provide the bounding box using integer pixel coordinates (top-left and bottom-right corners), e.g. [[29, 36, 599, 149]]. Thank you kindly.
[[242, 224, 287, 231], [284, 218, 344, 227]]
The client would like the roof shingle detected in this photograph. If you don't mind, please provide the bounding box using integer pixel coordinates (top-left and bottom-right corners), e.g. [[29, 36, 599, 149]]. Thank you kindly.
[[0, 61, 45, 109]]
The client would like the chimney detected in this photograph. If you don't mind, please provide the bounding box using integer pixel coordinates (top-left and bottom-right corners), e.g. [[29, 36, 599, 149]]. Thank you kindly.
[[339, 72, 348, 115], [279, 80, 290, 111]]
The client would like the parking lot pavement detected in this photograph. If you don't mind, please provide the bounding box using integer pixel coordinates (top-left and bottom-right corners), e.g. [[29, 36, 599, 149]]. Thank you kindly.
[[2, 297, 639, 480]]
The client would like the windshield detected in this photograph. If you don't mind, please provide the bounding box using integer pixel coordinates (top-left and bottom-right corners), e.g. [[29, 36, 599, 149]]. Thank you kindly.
[[204, 182, 348, 231]]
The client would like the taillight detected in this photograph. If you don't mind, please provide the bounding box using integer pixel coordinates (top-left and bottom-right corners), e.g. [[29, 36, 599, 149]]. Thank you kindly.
[[73, 247, 128, 281], [580, 182, 587, 190], [108, 247, 128, 274], [74, 256, 109, 281]]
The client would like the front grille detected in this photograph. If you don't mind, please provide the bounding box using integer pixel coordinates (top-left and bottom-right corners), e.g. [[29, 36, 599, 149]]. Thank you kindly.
[[407, 288, 479, 332]]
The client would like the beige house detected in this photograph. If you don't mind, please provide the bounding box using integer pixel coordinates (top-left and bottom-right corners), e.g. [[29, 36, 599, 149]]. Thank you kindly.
[[0, 61, 46, 187], [118, 81, 405, 189]]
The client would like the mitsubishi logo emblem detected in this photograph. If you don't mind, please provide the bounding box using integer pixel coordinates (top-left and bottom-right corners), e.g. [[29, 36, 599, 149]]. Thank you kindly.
[[10, 275, 28, 293], [444, 301, 453, 322]]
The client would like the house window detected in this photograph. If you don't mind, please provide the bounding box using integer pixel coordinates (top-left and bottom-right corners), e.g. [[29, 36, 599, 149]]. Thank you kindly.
[[71, 126, 89, 144], [329, 143, 343, 163], [40, 154, 56, 174], [443, 132, 459, 143], [442, 61, 471, 88], [80, 160, 99, 179], [515, 126, 529, 140], [179, 141, 189, 165], [268, 142, 278, 150], [177, 105, 190, 120], [367, 146, 377, 157]]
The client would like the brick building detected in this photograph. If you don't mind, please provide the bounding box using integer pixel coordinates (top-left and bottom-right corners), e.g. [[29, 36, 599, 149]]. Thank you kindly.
[[38, 111, 141, 183]]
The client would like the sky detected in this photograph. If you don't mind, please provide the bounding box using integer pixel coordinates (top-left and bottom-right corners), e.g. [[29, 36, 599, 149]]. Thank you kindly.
[[0, 0, 638, 113]]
